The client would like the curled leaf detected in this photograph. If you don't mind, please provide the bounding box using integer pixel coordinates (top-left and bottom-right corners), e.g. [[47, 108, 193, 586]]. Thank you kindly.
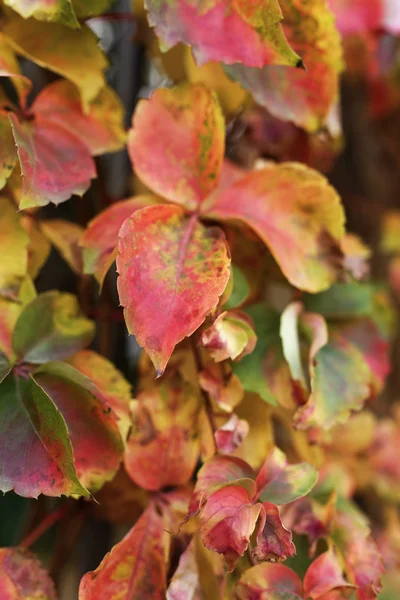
[[201, 310, 257, 362]]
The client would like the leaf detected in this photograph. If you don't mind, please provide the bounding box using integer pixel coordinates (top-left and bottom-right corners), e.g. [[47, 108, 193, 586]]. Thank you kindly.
[[3, 0, 79, 28], [0, 372, 88, 497], [72, 0, 115, 17], [294, 329, 372, 430], [236, 563, 303, 600], [0, 196, 29, 298], [253, 502, 296, 562], [255, 447, 318, 505], [0, 34, 32, 108], [3, 15, 107, 108], [214, 413, 249, 454], [199, 366, 244, 413], [79, 503, 169, 600], [67, 349, 132, 440], [0, 547, 57, 599], [303, 283, 376, 319], [166, 539, 203, 600], [33, 361, 123, 491], [81, 195, 158, 286], [233, 393, 274, 470], [224, 265, 251, 310], [21, 215, 51, 279], [116, 204, 230, 375], [232, 305, 292, 406], [226, 0, 343, 131], [198, 484, 261, 571], [124, 377, 200, 491], [40, 220, 84, 274], [304, 549, 353, 599], [204, 163, 345, 293], [33, 80, 126, 155], [0, 111, 17, 190], [201, 310, 257, 362], [145, 0, 300, 68], [327, 0, 382, 34], [128, 83, 225, 211], [0, 280, 35, 359], [9, 113, 96, 209], [12, 291, 94, 363]]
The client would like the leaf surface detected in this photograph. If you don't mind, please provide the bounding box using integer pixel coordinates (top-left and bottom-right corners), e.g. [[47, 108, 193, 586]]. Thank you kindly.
[[0, 196, 29, 298], [12, 291, 94, 364], [0, 372, 87, 497], [128, 84, 224, 211], [226, 0, 343, 131], [145, 0, 300, 67], [40, 220, 84, 274], [124, 377, 200, 490], [0, 111, 17, 190], [116, 204, 230, 374], [304, 549, 353, 599], [82, 195, 158, 286], [3, 0, 79, 28], [34, 361, 123, 491], [204, 163, 345, 292], [9, 113, 96, 209], [255, 447, 318, 505], [236, 562, 303, 600], [0, 547, 57, 600], [33, 80, 126, 155], [253, 502, 296, 562], [3, 15, 107, 107], [79, 503, 169, 600], [201, 310, 257, 362]]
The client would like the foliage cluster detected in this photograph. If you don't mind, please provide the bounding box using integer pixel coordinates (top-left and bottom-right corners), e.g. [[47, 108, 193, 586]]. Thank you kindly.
[[1, 0, 400, 598]]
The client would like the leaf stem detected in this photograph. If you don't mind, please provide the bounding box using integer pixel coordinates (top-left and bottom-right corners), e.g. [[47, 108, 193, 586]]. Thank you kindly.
[[190, 338, 218, 448], [20, 504, 71, 550]]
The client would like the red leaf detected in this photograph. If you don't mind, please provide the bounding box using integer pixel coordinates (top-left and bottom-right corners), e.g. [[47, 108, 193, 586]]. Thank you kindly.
[[253, 502, 296, 562], [0, 547, 56, 600], [116, 204, 230, 375], [145, 0, 300, 67], [33, 80, 126, 156], [9, 112, 96, 209], [79, 504, 169, 600], [204, 164, 344, 293], [304, 549, 354, 599], [81, 195, 158, 286], [214, 413, 249, 454], [124, 377, 200, 491], [236, 562, 303, 600], [200, 310, 257, 362], [198, 484, 261, 571], [128, 84, 225, 211]]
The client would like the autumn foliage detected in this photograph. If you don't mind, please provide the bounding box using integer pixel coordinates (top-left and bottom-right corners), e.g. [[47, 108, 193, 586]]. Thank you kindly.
[[1, 0, 400, 598]]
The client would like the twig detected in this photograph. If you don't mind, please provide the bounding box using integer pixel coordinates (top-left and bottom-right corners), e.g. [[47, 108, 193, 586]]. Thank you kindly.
[[20, 504, 71, 550]]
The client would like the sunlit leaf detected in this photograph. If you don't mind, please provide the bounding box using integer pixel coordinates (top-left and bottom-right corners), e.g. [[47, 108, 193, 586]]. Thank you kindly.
[[0, 371, 88, 497], [128, 84, 224, 211], [145, 0, 300, 67], [33, 361, 123, 492], [204, 163, 345, 292], [0, 34, 32, 108], [67, 349, 132, 440], [12, 291, 94, 363], [33, 80, 126, 155], [201, 310, 257, 362], [0, 280, 35, 359], [72, 0, 115, 17], [124, 376, 200, 490], [3, 15, 107, 108], [3, 0, 79, 28], [236, 562, 303, 600], [9, 113, 96, 209], [255, 447, 318, 505], [226, 0, 343, 131], [0, 547, 57, 599], [40, 219, 84, 274], [0, 196, 29, 298], [82, 195, 158, 286], [79, 503, 169, 600], [116, 204, 230, 375], [21, 215, 51, 279], [233, 393, 274, 470]]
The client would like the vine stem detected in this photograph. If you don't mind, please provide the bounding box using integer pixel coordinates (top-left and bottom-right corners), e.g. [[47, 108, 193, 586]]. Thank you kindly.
[[20, 504, 71, 550], [190, 337, 218, 450]]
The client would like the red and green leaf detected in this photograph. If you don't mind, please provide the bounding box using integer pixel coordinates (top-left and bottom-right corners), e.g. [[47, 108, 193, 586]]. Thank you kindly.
[[201, 310, 257, 362]]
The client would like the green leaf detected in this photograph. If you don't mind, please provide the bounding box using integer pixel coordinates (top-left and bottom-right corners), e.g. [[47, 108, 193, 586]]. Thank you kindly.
[[12, 291, 95, 364], [303, 283, 376, 319]]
